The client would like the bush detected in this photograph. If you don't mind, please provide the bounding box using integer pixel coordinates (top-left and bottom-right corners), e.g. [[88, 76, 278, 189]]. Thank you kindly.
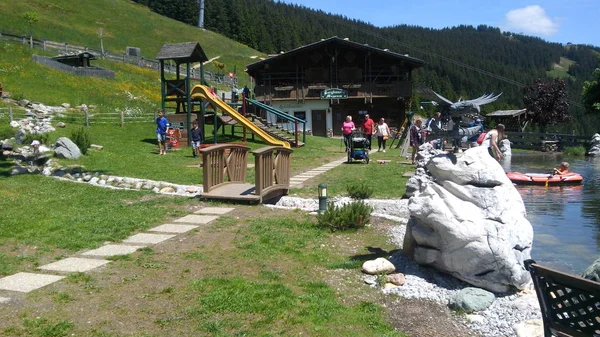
[[70, 127, 92, 155], [346, 181, 374, 199], [23, 132, 50, 146], [563, 146, 586, 156], [317, 201, 373, 231]]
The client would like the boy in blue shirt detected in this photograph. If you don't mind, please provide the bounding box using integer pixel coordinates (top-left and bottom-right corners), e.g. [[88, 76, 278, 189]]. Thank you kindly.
[[190, 120, 203, 158], [156, 109, 169, 155]]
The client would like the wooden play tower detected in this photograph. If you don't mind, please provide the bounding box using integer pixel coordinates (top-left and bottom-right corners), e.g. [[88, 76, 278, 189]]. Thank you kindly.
[[156, 42, 208, 146]]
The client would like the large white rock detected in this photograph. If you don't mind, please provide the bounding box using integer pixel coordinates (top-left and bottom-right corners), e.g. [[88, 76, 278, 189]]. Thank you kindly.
[[54, 137, 81, 159], [588, 133, 600, 156], [403, 144, 533, 292], [500, 138, 512, 156], [362, 257, 396, 275]]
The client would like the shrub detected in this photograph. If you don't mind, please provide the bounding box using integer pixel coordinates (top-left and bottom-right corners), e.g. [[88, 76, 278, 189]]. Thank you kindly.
[[23, 132, 50, 146], [70, 127, 92, 155], [562, 146, 586, 156], [346, 181, 374, 199], [317, 201, 373, 231]]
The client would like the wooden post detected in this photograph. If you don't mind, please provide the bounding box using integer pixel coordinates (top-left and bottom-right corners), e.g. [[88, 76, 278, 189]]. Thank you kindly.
[[85, 110, 89, 127], [9, 107, 13, 123], [294, 120, 299, 147], [120, 110, 124, 127]]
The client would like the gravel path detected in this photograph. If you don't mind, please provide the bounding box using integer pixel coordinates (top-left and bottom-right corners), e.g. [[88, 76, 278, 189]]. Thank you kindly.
[[270, 196, 542, 337]]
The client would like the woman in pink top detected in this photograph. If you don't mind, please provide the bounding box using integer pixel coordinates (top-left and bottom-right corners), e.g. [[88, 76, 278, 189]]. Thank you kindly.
[[341, 115, 355, 152]]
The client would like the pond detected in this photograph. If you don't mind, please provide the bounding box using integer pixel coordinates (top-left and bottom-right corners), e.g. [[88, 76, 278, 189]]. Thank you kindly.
[[502, 152, 600, 275]]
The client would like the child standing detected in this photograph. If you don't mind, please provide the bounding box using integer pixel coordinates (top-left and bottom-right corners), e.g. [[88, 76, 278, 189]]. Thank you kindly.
[[190, 120, 203, 158], [156, 109, 169, 155]]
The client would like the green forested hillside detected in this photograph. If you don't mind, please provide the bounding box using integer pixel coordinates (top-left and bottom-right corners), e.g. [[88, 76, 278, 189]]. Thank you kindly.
[[136, 0, 600, 133], [2, 0, 599, 133]]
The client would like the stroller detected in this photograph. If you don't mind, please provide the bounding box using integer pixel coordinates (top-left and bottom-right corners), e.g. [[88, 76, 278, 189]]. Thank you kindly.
[[347, 130, 370, 164]]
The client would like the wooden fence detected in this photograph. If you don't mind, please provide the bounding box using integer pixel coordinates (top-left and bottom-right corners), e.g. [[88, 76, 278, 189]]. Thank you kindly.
[[0, 31, 238, 87], [505, 131, 591, 151]]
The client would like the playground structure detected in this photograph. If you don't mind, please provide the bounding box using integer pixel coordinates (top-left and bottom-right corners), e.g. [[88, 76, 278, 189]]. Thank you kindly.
[[200, 144, 292, 203], [156, 42, 306, 149]]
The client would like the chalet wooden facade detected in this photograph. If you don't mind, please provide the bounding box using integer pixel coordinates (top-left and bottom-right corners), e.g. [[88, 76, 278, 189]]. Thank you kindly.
[[245, 37, 425, 137]]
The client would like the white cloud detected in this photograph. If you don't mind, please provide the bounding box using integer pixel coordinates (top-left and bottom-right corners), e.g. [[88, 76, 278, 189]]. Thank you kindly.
[[504, 5, 559, 36]]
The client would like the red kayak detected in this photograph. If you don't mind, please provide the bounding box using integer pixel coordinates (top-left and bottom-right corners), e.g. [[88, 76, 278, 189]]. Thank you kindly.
[[506, 172, 584, 185]]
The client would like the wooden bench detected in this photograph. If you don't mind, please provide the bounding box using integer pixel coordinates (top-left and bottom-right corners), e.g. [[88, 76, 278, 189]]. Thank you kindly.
[[525, 259, 600, 337]]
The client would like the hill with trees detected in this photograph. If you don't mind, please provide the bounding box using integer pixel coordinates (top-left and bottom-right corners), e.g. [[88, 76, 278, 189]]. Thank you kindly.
[[2, 0, 599, 133], [136, 0, 600, 134]]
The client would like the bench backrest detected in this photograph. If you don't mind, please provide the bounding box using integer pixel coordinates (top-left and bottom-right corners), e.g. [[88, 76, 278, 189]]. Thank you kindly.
[[525, 259, 600, 337]]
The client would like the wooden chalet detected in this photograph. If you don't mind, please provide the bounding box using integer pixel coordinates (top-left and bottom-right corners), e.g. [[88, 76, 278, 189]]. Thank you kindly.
[[487, 109, 527, 131], [245, 37, 425, 137]]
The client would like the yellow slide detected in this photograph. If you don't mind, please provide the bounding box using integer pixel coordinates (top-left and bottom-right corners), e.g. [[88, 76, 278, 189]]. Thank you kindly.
[[191, 85, 290, 149]]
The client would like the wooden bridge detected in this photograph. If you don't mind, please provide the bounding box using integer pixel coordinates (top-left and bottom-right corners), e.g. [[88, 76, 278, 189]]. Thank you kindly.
[[200, 144, 292, 203]]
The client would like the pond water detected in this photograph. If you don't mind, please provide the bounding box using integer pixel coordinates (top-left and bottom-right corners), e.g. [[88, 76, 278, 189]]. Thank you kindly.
[[502, 153, 600, 275]]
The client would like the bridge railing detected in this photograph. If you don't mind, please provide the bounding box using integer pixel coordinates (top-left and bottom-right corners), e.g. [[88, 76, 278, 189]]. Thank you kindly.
[[200, 144, 250, 193], [253, 146, 292, 196]]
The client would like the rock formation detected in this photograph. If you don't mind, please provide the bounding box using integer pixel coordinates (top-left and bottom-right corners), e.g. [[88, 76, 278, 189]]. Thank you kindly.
[[499, 138, 512, 156], [403, 144, 534, 292], [588, 133, 600, 156], [54, 137, 81, 159]]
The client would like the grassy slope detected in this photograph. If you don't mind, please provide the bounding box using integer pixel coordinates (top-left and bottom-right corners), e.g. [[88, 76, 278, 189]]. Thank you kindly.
[[547, 56, 576, 79], [0, 0, 262, 83]]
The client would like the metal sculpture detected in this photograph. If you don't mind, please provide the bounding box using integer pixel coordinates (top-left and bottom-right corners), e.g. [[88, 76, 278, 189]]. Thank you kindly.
[[427, 91, 502, 150]]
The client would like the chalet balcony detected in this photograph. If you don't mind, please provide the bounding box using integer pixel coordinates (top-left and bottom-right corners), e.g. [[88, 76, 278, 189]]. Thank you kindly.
[[254, 81, 413, 101]]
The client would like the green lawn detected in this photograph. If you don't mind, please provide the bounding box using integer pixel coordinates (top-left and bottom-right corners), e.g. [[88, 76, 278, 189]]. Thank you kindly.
[[291, 150, 414, 199]]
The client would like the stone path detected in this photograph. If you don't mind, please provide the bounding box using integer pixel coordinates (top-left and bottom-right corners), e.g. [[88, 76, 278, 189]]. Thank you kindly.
[[0, 156, 349, 302], [0, 206, 235, 302], [289, 157, 346, 188]]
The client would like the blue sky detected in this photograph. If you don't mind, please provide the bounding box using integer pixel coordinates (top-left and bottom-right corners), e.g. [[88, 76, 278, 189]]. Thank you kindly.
[[280, 0, 600, 47]]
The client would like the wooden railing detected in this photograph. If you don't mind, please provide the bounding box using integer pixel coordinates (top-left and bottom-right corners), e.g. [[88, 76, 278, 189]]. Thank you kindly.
[[254, 81, 412, 102], [505, 131, 591, 151], [253, 146, 292, 196], [200, 144, 250, 193]]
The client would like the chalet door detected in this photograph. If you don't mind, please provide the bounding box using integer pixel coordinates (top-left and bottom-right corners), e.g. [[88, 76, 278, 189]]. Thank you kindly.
[[333, 110, 344, 136], [311, 110, 327, 137]]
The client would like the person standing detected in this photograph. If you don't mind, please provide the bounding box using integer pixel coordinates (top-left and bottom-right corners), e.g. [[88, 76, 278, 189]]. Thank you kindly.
[[341, 115, 355, 152], [190, 120, 203, 158], [480, 123, 505, 161], [242, 85, 250, 99], [362, 114, 375, 151], [409, 118, 424, 164], [425, 112, 443, 149], [156, 109, 169, 155], [375, 118, 391, 152]]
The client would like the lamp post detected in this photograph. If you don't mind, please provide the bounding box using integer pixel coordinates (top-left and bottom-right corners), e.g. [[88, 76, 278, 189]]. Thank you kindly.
[[318, 183, 327, 213]]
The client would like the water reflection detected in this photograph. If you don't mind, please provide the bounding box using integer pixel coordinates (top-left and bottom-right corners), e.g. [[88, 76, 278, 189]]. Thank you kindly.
[[507, 153, 600, 274]]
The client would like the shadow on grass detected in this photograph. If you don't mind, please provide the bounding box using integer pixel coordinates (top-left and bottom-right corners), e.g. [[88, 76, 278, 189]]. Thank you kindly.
[[141, 138, 156, 145], [349, 246, 402, 263], [0, 159, 12, 177]]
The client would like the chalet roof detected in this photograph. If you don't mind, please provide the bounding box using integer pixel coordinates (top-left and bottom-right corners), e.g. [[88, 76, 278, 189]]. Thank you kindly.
[[155, 42, 208, 64], [246, 36, 425, 72], [53, 52, 97, 61], [488, 109, 527, 117]]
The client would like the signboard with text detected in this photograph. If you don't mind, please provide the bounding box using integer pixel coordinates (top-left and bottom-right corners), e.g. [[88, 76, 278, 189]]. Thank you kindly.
[[320, 88, 348, 99]]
